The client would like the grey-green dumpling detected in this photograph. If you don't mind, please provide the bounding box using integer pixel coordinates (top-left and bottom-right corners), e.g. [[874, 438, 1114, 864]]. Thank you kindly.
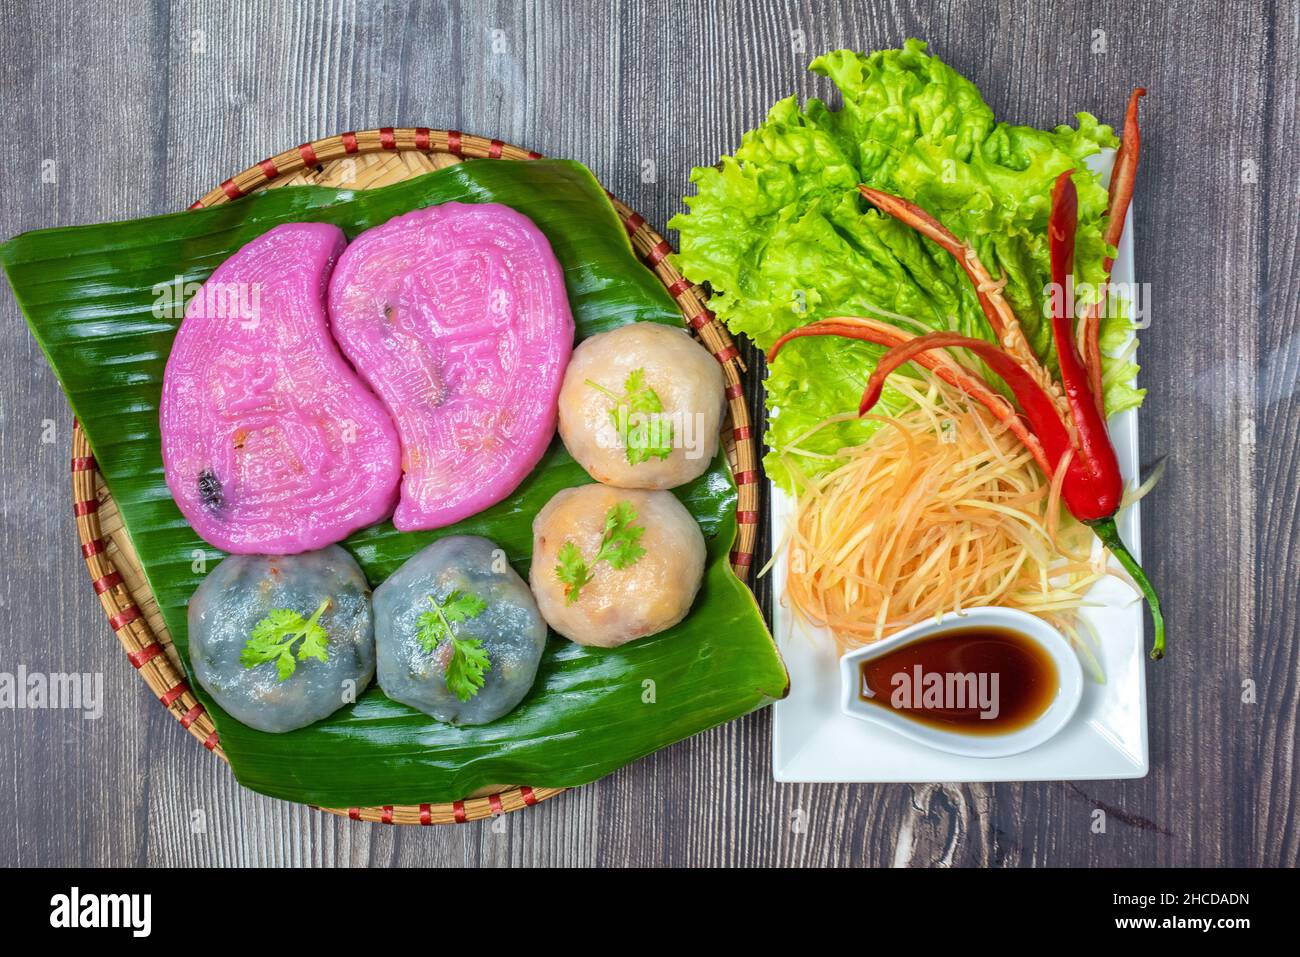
[[374, 535, 547, 725], [187, 546, 375, 733]]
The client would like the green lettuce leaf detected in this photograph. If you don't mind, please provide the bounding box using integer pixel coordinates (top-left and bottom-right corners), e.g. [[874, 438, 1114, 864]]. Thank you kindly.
[[669, 39, 1141, 490]]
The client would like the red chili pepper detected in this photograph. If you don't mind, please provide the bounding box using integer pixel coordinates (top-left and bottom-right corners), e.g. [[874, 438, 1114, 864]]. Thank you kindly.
[[857, 186, 1050, 385], [767, 317, 1054, 470], [768, 168, 1164, 658], [1081, 88, 1146, 414], [1044, 172, 1125, 522], [1046, 169, 1163, 659]]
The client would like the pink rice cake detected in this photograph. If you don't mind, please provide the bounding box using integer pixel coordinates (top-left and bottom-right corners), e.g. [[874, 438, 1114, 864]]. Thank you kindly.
[[161, 223, 401, 554], [328, 202, 575, 531]]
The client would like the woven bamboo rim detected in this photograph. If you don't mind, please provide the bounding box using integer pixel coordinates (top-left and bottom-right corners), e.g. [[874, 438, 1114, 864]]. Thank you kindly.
[[69, 127, 761, 825]]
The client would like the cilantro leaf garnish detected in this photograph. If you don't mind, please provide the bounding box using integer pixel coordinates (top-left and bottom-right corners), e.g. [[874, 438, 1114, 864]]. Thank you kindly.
[[416, 590, 491, 702], [555, 541, 593, 601], [446, 639, 491, 703], [554, 501, 647, 604], [595, 500, 647, 568], [241, 599, 331, 681], [587, 368, 674, 464]]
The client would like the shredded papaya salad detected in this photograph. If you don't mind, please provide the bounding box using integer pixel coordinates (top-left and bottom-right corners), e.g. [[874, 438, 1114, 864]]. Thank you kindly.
[[779, 375, 1111, 679], [671, 41, 1163, 663]]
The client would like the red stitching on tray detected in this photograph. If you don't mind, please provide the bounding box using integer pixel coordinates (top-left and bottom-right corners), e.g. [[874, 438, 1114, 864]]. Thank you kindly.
[[159, 682, 187, 707], [645, 241, 672, 267], [667, 278, 691, 298], [179, 703, 204, 729], [730, 550, 754, 567], [379, 127, 397, 150], [188, 200, 203, 210], [341, 131, 359, 154], [73, 498, 98, 516], [447, 130, 463, 155], [623, 212, 646, 238], [714, 345, 739, 364], [109, 606, 142, 632], [348, 807, 361, 821], [527, 150, 543, 160], [220, 178, 243, 200], [733, 425, 753, 440], [299, 142, 319, 168], [92, 571, 123, 594], [203, 730, 220, 751], [687, 313, 710, 330], [381, 805, 394, 824], [81, 538, 105, 558], [733, 470, 758, 486], [452, 800, 467, 823], [724, 383, 744, 400], [419, 804, 432, 825], [70, 455, 97, 472], [414, 128, 431, 150], [488, 792, 504, 817], [126, 640, 160, 667], [258, 158, 279, 179], [736, 510, 759, 525], [488, 139, 504, 159], [520, 786, 537, 806]]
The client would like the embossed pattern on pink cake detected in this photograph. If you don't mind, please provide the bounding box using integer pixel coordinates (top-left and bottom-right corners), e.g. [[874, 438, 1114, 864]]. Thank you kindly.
[[161, 223, 401, 554], [328, 203, 575, 531]]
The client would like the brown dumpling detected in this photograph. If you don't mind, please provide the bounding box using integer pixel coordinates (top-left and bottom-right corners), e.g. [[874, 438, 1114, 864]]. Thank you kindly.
[[530, 484, 706, 647], [557, 322, 724, 489]]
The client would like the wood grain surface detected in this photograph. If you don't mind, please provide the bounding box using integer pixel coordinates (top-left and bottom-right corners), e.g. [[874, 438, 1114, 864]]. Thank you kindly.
[[0, 0, 1295, 867]]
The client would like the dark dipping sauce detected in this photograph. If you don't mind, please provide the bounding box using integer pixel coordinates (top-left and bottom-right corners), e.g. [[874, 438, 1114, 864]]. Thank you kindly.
[[859, 626, 1058, 735]]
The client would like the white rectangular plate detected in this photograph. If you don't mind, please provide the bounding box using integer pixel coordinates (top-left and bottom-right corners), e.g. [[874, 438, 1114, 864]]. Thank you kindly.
[[770, 152, 1149, 783]]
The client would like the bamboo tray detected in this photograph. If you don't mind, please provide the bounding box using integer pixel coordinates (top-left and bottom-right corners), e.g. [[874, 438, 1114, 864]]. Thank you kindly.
[[69, 128, 761, 825]]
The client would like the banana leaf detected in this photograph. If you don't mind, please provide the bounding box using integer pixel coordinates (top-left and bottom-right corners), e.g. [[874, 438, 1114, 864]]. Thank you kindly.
[[1, 159, 788, 807]]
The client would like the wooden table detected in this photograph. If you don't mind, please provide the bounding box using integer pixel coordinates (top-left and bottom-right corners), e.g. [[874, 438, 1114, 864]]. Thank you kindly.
[[0, 0, 1294, 867]]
